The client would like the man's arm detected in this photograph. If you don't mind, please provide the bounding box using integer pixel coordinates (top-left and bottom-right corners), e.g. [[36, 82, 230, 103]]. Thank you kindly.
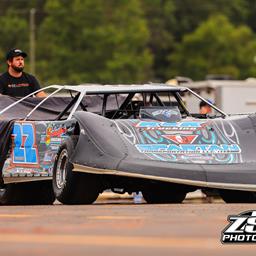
[[29, 74, 47, 97], [35, 91, 47, 97]]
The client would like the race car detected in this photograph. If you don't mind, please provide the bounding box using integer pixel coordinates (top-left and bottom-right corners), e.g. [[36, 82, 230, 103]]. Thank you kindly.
[[0, 84, 256, 205]]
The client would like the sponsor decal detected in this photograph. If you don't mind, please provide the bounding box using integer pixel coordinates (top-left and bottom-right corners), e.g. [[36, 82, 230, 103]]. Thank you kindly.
[[135, 121, 206, 131], [151, 109, 179, 117], [12, 168, 37, 174], [117, 118, 242, 164], [163, 134, 198, 144], [8, 83, 29, 88], [136, 143, 241, 154], [43, 151, 55, 163], [45, 126, 67, 145], [222, 211, 256, 243], [3, 167, 47, 176]]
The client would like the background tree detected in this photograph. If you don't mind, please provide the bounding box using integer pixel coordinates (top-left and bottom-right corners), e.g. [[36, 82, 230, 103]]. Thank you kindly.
[[141, 0, 250, 81], [0, 0, 46, 74], [1, 1, 256, 83], [171, 0, 249, 41], [0, 9, 29, 66], [244, 0, 256, 33], [167, 15, 256, 80], [141, 0, 176, 81], [36, 0, 153, 84]]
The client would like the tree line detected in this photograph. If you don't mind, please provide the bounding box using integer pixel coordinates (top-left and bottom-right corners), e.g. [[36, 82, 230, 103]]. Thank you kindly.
[[0, 0, 256, 85]]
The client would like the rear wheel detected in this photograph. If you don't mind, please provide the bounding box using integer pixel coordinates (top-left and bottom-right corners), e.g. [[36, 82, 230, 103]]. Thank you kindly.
[[142, 184, 187, 204], [219, 189, 256, 203], [53, 136, 100, 204], [0, 180, 55, 205]]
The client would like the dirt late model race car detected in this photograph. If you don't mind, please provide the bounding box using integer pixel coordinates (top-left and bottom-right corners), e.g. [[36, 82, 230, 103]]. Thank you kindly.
[[0, 83, 256, 205]]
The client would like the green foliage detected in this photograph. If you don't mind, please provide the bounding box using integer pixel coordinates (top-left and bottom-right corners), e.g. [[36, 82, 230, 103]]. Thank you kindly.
[[1, 1, 256, 83], [172, 0, 250, 41], [141, 0, 176, 80], [168, 15, 256, 80], [36, 0, 153, 84], [0, 9, 29, 72]]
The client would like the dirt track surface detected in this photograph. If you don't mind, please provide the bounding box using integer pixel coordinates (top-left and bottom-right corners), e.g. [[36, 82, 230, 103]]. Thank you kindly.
[[0, 195, 255, 256]]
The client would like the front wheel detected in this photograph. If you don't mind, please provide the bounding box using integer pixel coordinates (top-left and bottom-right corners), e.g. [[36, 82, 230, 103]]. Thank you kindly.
[[53, 136, 100, 204]]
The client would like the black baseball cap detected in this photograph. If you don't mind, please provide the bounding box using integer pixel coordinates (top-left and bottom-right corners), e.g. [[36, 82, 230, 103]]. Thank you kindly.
[[6, 48, 27, 60]]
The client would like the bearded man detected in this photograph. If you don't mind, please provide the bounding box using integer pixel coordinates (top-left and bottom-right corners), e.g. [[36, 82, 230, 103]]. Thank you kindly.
[[0, 48, 46, 97]]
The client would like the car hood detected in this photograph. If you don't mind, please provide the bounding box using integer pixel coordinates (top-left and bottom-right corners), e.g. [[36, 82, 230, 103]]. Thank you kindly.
[[71, 112, 256, 185], [73, 111, 256, 166]]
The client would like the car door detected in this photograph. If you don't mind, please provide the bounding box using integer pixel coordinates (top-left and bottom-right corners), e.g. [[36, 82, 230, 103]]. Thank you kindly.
[[2, 119, 77, 178]]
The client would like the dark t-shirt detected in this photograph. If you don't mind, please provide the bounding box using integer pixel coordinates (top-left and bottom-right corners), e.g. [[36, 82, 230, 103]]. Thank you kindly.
[[0, 72, 41, 97]]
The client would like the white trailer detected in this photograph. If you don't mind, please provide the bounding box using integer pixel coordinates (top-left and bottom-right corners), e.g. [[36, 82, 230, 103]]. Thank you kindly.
[[182, 79, 256, 114]]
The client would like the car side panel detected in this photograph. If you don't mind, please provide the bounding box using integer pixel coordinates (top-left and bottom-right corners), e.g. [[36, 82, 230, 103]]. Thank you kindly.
[[2, 119, 76, 178]]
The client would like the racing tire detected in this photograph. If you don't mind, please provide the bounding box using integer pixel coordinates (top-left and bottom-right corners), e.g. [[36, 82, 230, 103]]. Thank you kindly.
[[142, 184, 187, 204], [0, 180, 55, 205], [219, 189, 256, 203], [53, 136, 100, 204]]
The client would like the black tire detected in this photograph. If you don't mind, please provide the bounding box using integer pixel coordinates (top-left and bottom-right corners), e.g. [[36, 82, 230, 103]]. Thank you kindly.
[[142, 184, 187, 204], [53, 136, 100, 204], [219, 189, 256, 203], [0, 180, 55, 205]]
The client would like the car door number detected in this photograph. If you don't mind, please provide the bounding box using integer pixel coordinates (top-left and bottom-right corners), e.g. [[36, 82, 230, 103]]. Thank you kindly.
[[12, 123, 38, 164]]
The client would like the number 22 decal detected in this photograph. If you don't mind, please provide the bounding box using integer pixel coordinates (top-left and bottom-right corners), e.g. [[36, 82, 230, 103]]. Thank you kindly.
[[12, 123, 39, 165]]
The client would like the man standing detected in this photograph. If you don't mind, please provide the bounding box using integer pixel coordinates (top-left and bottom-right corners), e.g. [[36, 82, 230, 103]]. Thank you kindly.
[[199, 100, 213, 115], [0, 48, 46, 97]]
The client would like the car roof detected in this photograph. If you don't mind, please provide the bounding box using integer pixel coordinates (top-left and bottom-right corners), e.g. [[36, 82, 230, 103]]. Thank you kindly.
[[50, 84, 188, 94]]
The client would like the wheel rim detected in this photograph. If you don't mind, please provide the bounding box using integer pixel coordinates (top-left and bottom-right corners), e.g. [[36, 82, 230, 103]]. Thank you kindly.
[[56, 149, 68, 189]]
